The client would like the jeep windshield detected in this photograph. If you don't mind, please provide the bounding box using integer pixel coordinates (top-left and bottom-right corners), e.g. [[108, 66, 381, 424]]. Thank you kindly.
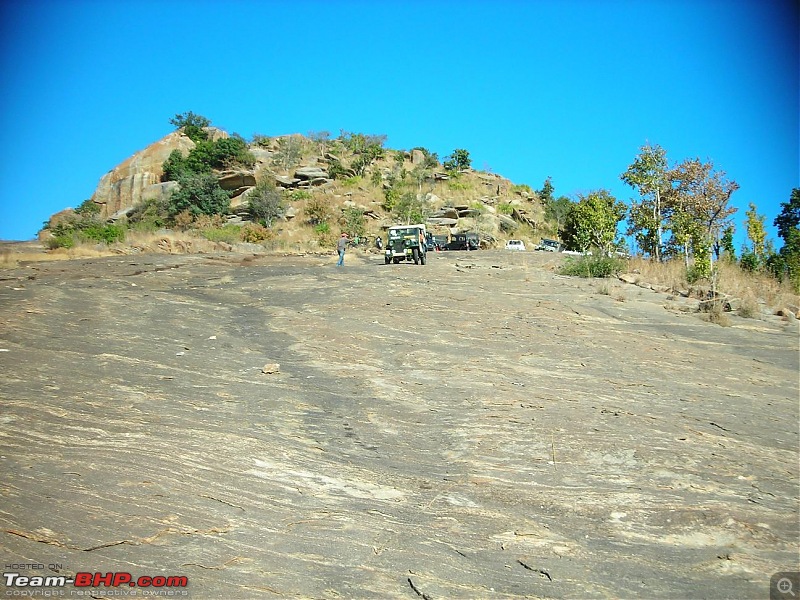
[[389, 228, 417, 239]]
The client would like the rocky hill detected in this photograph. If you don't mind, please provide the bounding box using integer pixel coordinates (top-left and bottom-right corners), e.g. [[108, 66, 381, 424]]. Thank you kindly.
[[42, 127, 551, 250]]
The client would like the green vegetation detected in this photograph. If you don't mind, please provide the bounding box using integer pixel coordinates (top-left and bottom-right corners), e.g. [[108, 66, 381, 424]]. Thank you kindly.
[[340, 207, 366, 238], [168, 173, 231, 217], [561, 190, 626, 255], [443, 148, 471, 172], [766, 188, 800, 290], [247, 179, 283, 227], [198, 224, 241, 244], [559, 255, 626, 278], [170, 111, 211, 142], [272, 136, 303, 172], [288, 189, 312, 202], [45, 217, 125, 249]]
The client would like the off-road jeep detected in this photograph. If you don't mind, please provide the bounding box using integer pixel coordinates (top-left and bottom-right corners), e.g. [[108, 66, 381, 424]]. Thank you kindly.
[[385, 224, 427, 265]]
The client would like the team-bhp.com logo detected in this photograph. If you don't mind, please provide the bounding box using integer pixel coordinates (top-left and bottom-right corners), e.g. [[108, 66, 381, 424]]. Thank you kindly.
[[4, 571, 189, 595]]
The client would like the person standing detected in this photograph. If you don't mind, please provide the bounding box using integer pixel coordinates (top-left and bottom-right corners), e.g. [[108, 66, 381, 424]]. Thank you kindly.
[[336, 232, 348, 266]]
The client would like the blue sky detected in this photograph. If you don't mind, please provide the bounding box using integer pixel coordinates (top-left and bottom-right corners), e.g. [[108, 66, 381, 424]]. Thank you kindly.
[[0, 0, 797, 249]]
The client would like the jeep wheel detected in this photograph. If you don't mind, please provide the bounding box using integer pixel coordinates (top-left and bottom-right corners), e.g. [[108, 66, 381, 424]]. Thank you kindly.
[[420, 251, 427, 265], [412, 248, 420, 265]]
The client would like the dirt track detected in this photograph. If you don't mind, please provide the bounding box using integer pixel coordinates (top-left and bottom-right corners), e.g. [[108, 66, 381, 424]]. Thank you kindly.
[[1, 249, 798, 599]]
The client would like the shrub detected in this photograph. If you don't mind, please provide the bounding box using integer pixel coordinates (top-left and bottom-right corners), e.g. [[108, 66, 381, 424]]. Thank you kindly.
[[75, 199, 100, 216], [78, 223, 125, 244], [251, 134, 271, 147], [511, 184, 532, 194], [214, 135, 256, 169], [498, 203, 515, 215], [162, 149, 189, 181], [128, 197, 169, 229], [247, 180, 283, 226], [448, 179, 470, 191], [199, 224, 241, 244], [305, 197, 331, 224], [699, 299, 731, 327], [272, 136, 303, 172], [170, 111, 210, 142], [340, 207, 366, 238], [370, 167, 383, 187], [738, 293, 760, 319], [560, 255, 625, 278], [240, 222, 272, 243], [45, 234, 75, 249], [686, 264, 707, 284], [327, 159, 347, 180], [288, 189, 312, 202], [342, 176, 361, 187], [168, 173, 231, 217], [192, 214, 227, 229], [174, 210, 194, 230]]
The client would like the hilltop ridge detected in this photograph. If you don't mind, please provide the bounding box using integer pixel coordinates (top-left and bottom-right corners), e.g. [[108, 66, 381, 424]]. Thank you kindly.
[[40, 123, 556, 253]]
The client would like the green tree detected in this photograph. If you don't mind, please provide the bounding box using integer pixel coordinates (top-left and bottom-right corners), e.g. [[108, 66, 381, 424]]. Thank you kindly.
[[392, 191, 429, 225], [720, 226, 735, 260], [272, 136, 304, 172], [666, 158, 738, 274], [621, 143, 669, 260], [162, 149, 190, 181], [340, 207, 366, 238], [545, 196, 573, 233], [170, 112, 211, 142], [744, 202, 767, 266], [561, 190, 627, 255], [443, 148, 471, 172], [168, 173, 231, 217], [538, 177, 554, 203], [213, 134, 256, 169], [768, 188, 800, 289], [247, 179, 283, 227]]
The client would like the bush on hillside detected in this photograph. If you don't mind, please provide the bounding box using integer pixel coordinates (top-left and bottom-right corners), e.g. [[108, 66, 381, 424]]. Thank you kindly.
[[247, 179, 284, 227], [168, 173, 231, 217]]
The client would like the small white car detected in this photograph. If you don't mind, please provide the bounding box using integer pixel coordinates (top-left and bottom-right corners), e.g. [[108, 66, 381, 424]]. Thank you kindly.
[[505, 240, 526, 251]]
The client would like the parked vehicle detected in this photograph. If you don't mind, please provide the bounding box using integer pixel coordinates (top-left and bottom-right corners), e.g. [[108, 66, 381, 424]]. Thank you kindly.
[[505, 239, 526, 251], [385, 224, 427, 265], [445, 233, 480, 251], [535, 239, 561, 252]]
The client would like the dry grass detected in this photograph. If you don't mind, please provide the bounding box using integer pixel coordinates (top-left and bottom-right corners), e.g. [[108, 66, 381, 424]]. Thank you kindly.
[[625, 257, 799, 312]]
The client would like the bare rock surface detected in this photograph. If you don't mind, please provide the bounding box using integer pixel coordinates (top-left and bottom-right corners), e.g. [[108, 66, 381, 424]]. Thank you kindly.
[[0, 250, 797, 598]]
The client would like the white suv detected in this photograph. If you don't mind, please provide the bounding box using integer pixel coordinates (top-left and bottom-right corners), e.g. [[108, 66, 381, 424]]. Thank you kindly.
[[505, 240, 526, 251]]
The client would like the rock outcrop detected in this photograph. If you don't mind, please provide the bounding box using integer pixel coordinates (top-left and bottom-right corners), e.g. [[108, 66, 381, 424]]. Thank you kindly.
[[90, 132, 198, 219]]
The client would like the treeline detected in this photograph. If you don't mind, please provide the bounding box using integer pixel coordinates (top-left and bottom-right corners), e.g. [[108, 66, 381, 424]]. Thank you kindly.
[[543, 143, 799, 290]]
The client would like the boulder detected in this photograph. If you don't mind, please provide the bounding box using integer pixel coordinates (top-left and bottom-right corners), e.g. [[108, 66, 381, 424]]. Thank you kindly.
[[141, 181, 179, 205], [426, 217, 458, 226], [497, 214, 518, 231], [432, 207, 459, 220], [294, 166, 329, 180], [217, 171, 256, 191], [618, 274, 638, 284], [90, 131, 199, 219], [275, 175, 300, 188], [284, 206, 297, 220], [411, 149, 425, 165]]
